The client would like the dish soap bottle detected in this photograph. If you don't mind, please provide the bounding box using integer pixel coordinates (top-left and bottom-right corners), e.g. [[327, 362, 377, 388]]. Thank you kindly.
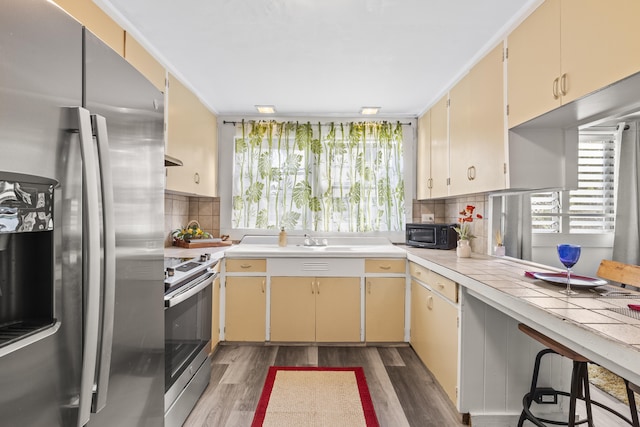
[[278, 227, 287, 247]]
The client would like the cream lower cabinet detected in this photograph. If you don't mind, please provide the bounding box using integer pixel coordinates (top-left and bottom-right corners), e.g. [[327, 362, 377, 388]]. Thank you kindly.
[[410, 262, 459, 405], [211, 271, 221, 352], [364, 258, 406, 342], [224, 258, 266, 341], [365, 277, 405, 342], [270, 276, 360, 342]]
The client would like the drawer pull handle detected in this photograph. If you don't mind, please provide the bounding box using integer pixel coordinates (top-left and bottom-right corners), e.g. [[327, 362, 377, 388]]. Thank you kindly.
[[552, 77, 560, 99], [316, 280, 320, 295], [437, 283, 445, 289], [311, 280, 315, 294], [240, 264, 251, 269], [427, 296, 433, 310], [261, 279, 265, 293], [367, 281, 371, 294], [380, 265, 391, 270]]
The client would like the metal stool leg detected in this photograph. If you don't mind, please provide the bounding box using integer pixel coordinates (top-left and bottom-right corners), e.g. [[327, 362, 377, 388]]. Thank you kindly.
[[625, 380, 640, 427]]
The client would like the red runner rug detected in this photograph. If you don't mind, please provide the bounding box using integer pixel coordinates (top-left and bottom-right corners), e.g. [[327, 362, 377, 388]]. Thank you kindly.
[[251, 366, 380, 427]]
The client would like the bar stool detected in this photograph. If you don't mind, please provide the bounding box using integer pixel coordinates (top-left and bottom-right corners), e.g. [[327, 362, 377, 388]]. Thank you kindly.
[[517, 323, 637, 426]]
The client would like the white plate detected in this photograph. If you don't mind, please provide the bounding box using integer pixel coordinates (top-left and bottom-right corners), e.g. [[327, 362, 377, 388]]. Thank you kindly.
[[532, 272, 608, 289]]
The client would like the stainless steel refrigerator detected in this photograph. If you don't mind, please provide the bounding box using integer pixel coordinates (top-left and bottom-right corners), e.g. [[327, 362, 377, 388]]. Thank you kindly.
[[0, 1, 165, 426]]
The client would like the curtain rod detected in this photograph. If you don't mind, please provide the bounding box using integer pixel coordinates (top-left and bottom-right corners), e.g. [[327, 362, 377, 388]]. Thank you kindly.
[[222, 120, 412, 126]]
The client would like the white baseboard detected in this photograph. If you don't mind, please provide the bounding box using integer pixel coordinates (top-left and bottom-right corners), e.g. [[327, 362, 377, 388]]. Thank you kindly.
[[469, 413, 520, 427]]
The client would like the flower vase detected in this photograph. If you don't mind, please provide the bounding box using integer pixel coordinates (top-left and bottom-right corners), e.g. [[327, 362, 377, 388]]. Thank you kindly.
[[456, 239, 471, 258], [494, 245, 506, 256]]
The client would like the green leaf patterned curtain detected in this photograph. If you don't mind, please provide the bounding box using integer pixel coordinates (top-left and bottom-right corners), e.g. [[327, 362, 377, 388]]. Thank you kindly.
[[232, 120, 405, 232]]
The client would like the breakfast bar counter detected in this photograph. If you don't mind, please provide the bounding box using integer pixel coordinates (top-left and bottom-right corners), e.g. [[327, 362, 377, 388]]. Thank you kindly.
[[403, 246, 640, 423]]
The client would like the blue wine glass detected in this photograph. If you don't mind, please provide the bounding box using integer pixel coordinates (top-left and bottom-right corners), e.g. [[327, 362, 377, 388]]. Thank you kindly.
[[557, 244, 581, 295]]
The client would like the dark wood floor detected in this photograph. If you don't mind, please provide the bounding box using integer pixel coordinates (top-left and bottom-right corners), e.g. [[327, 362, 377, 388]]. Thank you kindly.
[[184, 344, 636, 427], [184, 344, 464, 427]]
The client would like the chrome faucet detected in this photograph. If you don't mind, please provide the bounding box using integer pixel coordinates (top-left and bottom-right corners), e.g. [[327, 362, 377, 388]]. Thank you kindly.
[[304, 233, 327, 247]]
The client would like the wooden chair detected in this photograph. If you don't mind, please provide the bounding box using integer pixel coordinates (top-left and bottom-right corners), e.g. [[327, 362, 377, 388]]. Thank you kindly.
[[596, 259, 640, 427]]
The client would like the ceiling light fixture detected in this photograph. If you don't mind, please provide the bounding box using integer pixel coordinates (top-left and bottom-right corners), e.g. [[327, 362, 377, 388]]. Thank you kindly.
[[360, 106, 380, 115], [255, 105, 276, 114]]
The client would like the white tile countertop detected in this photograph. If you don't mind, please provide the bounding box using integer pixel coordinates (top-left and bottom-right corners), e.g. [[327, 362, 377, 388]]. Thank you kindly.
[[403, 245, 640, 386]]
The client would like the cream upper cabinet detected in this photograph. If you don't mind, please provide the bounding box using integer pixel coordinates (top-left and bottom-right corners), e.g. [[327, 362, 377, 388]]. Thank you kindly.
[[430, 95, 450, 198], [560, 0, 640, 104], [508, 0, 640, 128], [53, 0, 124, 56], [416, 111, 431, 200], [507, 0, 561, 128], [450, 43, 505, 195], [124, 34, 165, 92], [165, 74, 218, 196]]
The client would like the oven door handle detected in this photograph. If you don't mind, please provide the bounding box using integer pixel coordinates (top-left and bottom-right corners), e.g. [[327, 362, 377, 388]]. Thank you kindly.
[[165, 272, 216, 308]]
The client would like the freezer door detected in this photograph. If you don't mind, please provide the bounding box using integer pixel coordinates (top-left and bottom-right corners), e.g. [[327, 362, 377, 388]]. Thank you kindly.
[[83, 30, 166, 426], [0, 1, 84, 426]]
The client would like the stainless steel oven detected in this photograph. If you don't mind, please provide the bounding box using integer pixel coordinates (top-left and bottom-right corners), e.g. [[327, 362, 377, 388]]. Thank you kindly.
[[163, 255, 217, 427]]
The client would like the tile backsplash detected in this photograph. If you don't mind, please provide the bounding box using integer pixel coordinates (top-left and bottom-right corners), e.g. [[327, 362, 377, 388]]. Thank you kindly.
[[412, 194, 490, 255], [164, 193, 220, 247]]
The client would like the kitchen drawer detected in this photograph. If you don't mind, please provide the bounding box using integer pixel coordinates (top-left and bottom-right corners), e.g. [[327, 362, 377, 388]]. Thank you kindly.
[[409, 262, 430, 281], [225, 258, 266, 273], [409, 262, 457, 303], [365, 258, 406, 274], [426, 270, 457, 303]]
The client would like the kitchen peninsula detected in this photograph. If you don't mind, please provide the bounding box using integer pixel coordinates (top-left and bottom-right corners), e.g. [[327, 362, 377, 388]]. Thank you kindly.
[[198, 240, 640, 424]]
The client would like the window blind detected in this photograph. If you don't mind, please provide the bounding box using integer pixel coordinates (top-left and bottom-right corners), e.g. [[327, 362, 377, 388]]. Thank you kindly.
[[531, 134, 616, 234]]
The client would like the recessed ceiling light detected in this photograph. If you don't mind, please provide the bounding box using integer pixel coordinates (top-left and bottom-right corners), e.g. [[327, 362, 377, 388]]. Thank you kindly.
[[360, 106, 380, 115], [255, 105, 276, 114]]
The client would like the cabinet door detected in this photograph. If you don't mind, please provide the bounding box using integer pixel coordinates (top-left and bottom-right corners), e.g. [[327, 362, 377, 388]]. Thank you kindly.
[[270, 276, 316, 342], [225, 276, 266, 341], [448, 72, 472, 196], [53, 0, 125, 56], [211, 275, 220, 352], [560, 0, 640, 104], [411, 280, 429, 364], [315, 277, 360, 342], [124, 33, 165, 92], [423, 286, 458, 404], [365, 277, 405, 342], [165, 74, 218, 196], [507, 0, 561, 128], [416, 111, 431, 200], [430, 95, 449, 198], [467, 43, 505, 193]]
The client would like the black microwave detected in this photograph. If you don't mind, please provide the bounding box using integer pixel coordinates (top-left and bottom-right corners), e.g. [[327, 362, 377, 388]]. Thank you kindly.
[[405, 223, 458, 249]]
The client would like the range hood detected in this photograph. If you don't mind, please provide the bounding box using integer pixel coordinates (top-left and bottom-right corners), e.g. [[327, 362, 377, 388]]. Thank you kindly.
[[164, 154, 183, 167]]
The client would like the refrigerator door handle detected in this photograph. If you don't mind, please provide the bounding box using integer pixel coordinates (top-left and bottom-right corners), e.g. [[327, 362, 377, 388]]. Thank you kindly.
[[74, 107, 102, 427], [90, 114, 116, 413]]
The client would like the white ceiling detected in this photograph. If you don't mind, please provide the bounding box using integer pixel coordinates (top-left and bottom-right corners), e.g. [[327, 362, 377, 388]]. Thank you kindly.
[[97, 0, 539, 117]]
